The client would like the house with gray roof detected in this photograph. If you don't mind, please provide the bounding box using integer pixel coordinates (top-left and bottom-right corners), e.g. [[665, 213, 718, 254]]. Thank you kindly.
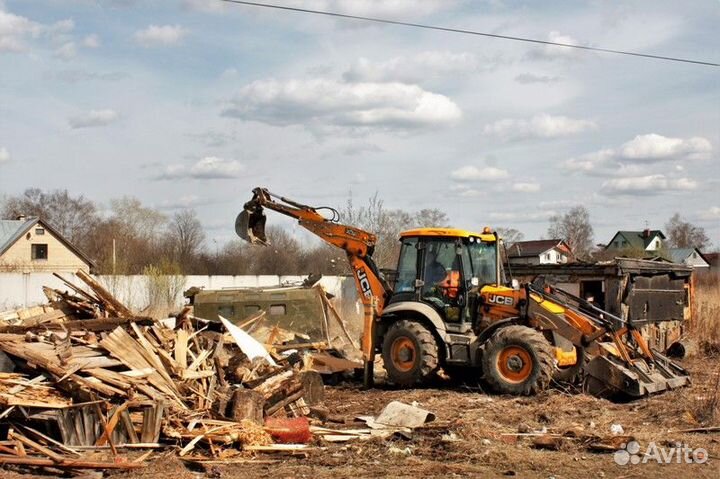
[[667, 247, 710, 270], [0, 216, 94, 273]]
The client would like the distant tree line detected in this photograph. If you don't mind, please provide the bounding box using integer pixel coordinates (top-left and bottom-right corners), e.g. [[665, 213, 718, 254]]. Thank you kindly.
[[0, 188, 713, 275]]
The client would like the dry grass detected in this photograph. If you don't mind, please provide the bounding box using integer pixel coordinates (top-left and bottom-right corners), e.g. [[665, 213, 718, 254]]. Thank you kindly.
[[692, 273, 720, 354], [690, 274, 720, 423]]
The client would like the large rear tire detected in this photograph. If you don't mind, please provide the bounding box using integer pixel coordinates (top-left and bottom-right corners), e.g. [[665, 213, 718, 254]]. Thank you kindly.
[[482, 325, 554, 395], [381, 320, 439, 386]]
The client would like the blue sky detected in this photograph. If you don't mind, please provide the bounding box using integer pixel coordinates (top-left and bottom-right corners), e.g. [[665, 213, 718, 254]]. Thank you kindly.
[[0, 0, 718, 248]]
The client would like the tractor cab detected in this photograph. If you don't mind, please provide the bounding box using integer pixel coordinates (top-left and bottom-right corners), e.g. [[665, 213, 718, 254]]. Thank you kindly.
[[389, 228, 500, 325]]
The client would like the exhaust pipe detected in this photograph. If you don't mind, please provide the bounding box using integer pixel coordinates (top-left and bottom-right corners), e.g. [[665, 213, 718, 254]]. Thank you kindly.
[[235, 206, 268, 245]]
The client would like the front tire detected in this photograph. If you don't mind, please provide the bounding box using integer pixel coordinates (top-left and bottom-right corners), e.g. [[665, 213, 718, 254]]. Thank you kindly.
[[381, 320, 439, 386], [482, 325, 554, 395]]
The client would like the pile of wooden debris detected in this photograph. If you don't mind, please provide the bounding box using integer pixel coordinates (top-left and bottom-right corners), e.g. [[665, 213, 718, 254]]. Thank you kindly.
[[0, 272, 331, 473]]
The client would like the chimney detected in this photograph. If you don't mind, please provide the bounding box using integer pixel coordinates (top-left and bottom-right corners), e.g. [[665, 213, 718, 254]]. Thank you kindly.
[[643, 228, 650, 238], [16, 214, 26, 221]]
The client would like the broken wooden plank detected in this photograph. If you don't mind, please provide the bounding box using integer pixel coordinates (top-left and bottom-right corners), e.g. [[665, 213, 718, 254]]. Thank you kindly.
[[9, 430, 65, 463], [75, 270, 134, 317], [0, 316, 154, 334], [99, 327, 184, 407], [318, 289, 359, 349], [175, 328, 189, 370]]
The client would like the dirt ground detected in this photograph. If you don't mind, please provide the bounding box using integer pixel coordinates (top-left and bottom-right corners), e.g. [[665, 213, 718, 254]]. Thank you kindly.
[[2, 356, 719, 479]]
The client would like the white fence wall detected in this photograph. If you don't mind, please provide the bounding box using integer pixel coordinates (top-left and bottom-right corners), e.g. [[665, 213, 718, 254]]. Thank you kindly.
[[0, 273, 360, 319]]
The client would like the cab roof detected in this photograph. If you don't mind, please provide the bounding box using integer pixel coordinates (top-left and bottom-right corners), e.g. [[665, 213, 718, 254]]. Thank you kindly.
[[400, 227, 496, 242]]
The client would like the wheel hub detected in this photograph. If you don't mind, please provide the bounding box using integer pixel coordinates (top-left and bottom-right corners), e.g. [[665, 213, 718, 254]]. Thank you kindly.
[[497, 345, 533, 383], [391, 337, 416, 372], [506, 355, 524, 372]]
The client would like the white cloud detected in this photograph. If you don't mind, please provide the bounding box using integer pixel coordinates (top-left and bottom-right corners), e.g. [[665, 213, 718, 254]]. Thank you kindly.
[[68, 109, 119, 128], [483, 114, 596, 141], [564, 134, 713, 176], [0, 146, 9, 163], [619, 134, 712, 161], [528, 31, 586, 60], [343, 51, 489, 84], [449, 184, 485, 198], [134, 25, 187, 47], [699, 206, 720, 220], [0, 8, 42, 52], [0, 7, 78, 54], [450, 165, 509, 182], [600, 174, 698, 195], [82, 34, 100, 48], [55, 41, 76, 60], [155, 157, 244, 180], [512, 182, 540, 193], [222, 78, 461, 130]]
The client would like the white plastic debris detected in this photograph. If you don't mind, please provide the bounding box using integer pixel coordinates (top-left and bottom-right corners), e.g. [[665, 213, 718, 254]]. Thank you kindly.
[[610, 424, 624, 435], [219, 314, 278, 367], [375, 401, 436, 428]]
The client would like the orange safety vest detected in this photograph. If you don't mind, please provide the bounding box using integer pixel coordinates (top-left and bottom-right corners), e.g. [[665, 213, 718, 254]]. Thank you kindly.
[[439, 271, 461, 299]]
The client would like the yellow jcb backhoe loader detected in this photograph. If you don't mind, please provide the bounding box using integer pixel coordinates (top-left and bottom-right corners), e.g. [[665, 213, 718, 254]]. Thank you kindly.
[[236, 187, 689, 398]]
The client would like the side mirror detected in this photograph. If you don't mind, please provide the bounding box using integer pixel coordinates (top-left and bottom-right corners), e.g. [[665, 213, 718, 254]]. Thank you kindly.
[[511, 279, 520, 290]]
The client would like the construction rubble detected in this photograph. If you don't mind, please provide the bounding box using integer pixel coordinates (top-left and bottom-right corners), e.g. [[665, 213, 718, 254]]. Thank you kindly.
[[0, 271, 363, 473]]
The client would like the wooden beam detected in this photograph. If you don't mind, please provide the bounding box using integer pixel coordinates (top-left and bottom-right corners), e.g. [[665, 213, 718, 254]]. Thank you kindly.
[[75, 270, 134, 317]]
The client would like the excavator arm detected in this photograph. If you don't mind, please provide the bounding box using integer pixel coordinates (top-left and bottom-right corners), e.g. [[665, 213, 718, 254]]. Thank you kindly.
[[236, 187, 390, 384]]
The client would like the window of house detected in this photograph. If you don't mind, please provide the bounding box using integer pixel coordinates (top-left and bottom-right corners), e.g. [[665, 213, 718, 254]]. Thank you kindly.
[[269, 304, 287, 316], [31, 244, 48, 260], [35, 228, 45, 235], [544, 253, 551, 260]]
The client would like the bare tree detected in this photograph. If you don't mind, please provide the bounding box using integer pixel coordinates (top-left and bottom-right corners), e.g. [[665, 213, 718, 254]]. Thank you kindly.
[[249, 226, 303, 274], [168, 209, 206, 268], [110, 197, 167, 242], [547, 206, 594, 259], [495, 227, 524, 246], [415, 209, 450, 228], [1, 188, 100, 248], [665, 213, 711, 250], [342, 194, 451, 269]]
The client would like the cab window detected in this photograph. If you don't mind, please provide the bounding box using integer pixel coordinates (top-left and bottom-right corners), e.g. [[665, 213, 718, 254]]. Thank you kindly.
[[467, 239, 497, 286], [421, 239, 463, 302], [395, 238, 418, 293]]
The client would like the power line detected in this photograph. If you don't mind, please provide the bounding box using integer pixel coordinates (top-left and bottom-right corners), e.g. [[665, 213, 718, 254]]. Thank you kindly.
[[220, 0, 719, 67]]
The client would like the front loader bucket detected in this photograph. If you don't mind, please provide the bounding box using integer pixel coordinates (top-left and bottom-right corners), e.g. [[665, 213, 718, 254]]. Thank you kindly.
[[584, 349, 690, 399], [235, 207, 268, 245]]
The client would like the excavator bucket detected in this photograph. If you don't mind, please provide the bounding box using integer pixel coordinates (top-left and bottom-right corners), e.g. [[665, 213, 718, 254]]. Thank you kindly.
[[526, 284, 690, 399], [584, 349, 689, 398], [235, 207, 268, 245]]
